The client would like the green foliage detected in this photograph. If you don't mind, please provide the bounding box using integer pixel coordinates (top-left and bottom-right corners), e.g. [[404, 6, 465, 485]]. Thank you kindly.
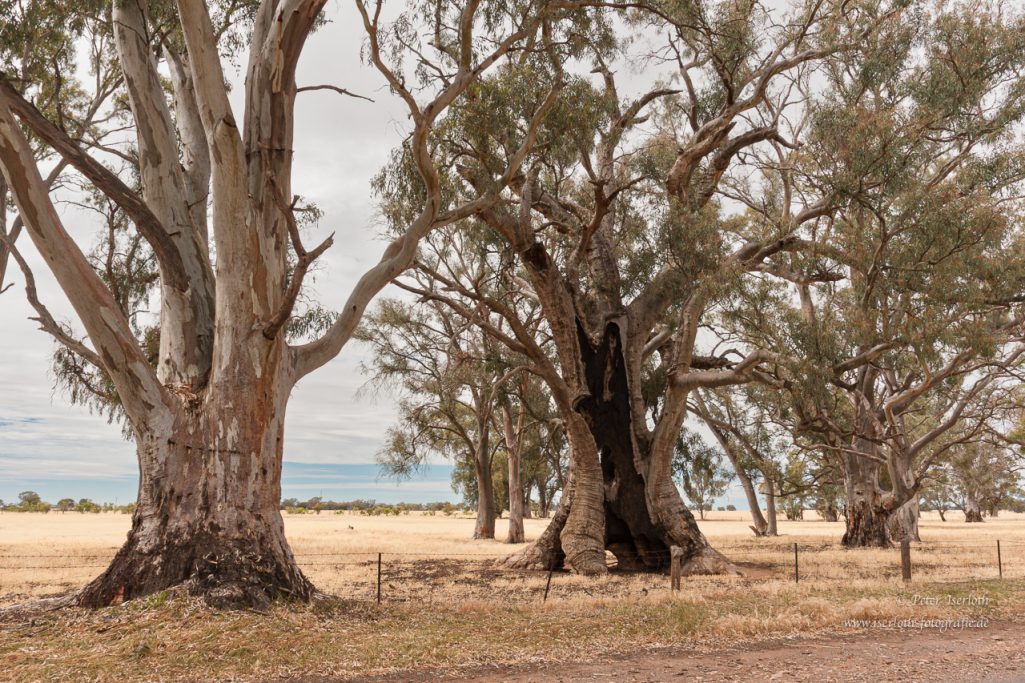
[[672, 429, 732, 518], [10, 490, 51, 512], [75, 498, 101, 513]]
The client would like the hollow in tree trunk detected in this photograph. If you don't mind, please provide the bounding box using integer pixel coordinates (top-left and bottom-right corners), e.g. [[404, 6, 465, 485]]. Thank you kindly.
[[508, 322, 734, 576]]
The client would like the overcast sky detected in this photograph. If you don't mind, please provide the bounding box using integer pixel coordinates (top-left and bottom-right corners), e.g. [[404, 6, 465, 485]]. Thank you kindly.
[[0, 4, 417, 502], [0, 4, 755, 510]]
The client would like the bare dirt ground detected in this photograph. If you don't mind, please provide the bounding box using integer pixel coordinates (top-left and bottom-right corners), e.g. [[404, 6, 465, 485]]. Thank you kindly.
[[407, 620, 1025, 683]]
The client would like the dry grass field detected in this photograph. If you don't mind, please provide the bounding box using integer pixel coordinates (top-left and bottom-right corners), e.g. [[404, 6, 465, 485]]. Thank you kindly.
[[3, 510, 1025, 681], [3, 510, 1024, 603]]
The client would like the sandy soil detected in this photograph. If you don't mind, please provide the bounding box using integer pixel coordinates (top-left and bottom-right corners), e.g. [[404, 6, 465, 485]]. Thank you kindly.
[[417, 620, 1025, 683]]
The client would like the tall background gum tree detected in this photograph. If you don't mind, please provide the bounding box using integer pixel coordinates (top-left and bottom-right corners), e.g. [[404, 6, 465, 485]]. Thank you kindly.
[[384, 0, 908, 575], [0, 0, 570, 608], [358, 220, 561, 542], [716, 0, 1025, 546]]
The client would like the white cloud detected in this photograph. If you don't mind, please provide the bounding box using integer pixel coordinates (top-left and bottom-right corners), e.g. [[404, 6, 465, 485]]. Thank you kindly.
[[0, 5, 411, 489]]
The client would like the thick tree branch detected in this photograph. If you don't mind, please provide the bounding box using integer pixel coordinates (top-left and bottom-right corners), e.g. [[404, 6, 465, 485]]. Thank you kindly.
[[0, 76, 189, 292]]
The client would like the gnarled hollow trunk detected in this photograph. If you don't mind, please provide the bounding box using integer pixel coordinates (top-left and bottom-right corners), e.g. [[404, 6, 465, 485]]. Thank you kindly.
[[507, 322, 732, 576], [841, 450, 891, 547], [78, 377, 312, 608]]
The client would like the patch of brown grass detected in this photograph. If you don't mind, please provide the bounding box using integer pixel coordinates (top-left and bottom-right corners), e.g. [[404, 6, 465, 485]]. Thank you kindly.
[[3, 511, 1025, 681], [2, 579, 1023, 682]]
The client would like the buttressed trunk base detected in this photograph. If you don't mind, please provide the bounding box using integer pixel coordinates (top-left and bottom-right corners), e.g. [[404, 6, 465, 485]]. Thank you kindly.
[[964, 499, 984, 523], [842, 450, 892, 547], [77, 410, 313, 609], [507, 323, 735, 577]]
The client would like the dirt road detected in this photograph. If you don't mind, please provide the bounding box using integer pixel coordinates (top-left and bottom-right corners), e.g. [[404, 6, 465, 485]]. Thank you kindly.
[[433, 620, 1025, 683]]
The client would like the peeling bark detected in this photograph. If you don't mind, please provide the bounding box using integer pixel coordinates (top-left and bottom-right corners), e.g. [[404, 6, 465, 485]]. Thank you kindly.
[[79, 405, 311, 608], [502, 475, 572, 570], [964, 498, 984, 523], [503, 403, 526, 544], [764, 482, 778, 536], [841, 452, 891, 547], [886, 497, 921, 543], [1, 0, 556, 610]]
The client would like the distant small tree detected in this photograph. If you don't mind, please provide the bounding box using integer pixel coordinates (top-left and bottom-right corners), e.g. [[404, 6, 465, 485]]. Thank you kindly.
[[947, 444, 1022, 522], [673, 431, 732, 522], [17, 491, 50, 512], [56, 498, 75, 512], [921, 469, 956, 522], [75, 498, 100, 513]]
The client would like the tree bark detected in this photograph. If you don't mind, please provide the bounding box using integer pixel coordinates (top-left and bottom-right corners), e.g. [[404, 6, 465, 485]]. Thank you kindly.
[[740, 478, 769, 535], [886, 497, 921, 542], [473, 427, 496, 539], [502, 403, 526, 543], [841, 451, 891, 547], [506, 445, 525, 543], [506, 453, 524, 543], [569, 322, 732, 574], [705, 420, 768, 535], [502, 475, 572, 570], [78, 369, 312, 608], [764, 479, 778, 536], [964, 498, 984, 523]]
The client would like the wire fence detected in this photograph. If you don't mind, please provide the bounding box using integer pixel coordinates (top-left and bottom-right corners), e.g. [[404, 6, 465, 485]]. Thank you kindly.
[[2, 540, 1024, 604]]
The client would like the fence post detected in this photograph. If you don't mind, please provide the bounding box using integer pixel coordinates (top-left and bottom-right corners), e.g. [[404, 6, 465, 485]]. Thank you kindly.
[[998, 540, 1003, 579], [377, 552, 382, 604], [794, 543, 799, 584], [543, 567, 554, 603], [900, 540, 911, 583], [670, 545, 683, 591]]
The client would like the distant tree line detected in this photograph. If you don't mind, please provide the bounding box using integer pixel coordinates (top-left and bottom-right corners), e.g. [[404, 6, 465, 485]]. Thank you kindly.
[[0, 491, 135, 514], [279, 497, 470, 516]]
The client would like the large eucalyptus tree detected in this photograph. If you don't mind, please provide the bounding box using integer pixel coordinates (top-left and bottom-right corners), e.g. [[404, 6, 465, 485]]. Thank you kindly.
[[721, 0, 1025, 546], [0, 0, 567, 607], [390, 0, 906, 574]]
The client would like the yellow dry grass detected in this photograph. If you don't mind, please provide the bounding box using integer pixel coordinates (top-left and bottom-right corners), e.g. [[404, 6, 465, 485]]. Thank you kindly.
[[3, 510, 1025, 682], [2, 510, 1025, 604]]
